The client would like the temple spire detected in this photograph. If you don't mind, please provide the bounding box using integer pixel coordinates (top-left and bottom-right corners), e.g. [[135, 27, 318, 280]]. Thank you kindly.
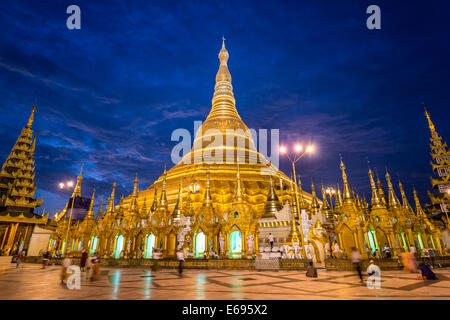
[[375, 168, 387, 206], [85, 188, 95, 220], [385, 169, 401, 208], [203, 169, 213, 207], [172, 183, 183, 223], [129, 174, 139, 214], [234, 163, 243, 202], [106, 182, 116, 216], [413, 188, 426, 217], [206, 37, 241, 123], [398, 178, 414, 215], [150, 187, 158, 213], [158, 169, 168, 209], [369, 167, 383, 208], [340, 155, 352, 202], [96, 198, 104, 220], [27, 105, 36, 127], [424, 107, 436, 134], [71, 164, 83, 198]]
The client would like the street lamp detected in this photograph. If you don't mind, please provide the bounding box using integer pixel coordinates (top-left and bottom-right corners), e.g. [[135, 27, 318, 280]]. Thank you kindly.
[[325, 187, 336, 212], [280, 144, 314, 257], [59, 180, 76, 255], [189, 181, 200, 194]]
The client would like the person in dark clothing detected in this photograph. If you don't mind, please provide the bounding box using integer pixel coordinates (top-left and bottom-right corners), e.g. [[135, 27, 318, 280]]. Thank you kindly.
[[306, 261, 318, 278], [80, 250, 88, 272], [419, 263, 438, 280]]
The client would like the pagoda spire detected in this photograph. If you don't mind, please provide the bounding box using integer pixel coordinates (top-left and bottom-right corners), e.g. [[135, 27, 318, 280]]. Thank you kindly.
[[263, 175, 282, 218], [413, 189, 426, 217], [72, 164, 83, 198], [105, 182, 116, 216], [27, 105, 36, 127], [115, 196, 125, 221], [203, 169, 213, 207], [398, 178, 414, 215], [96, 198, 104, 220], [206, 36, 241, 123], [140, 198, 148, 220], [425, 108, 436, 134], [85, 188, 95, 220], [150, 187, 158, 213], [158, 169, 168, 210], [234, 163, 244, 202], [129, 174, 139, 215], [385, 169, 401, 208], [375, 169, 387, 206], [339, 155, 352, 202], [172, 183, 183, 223], [369, 167, 383, 208]]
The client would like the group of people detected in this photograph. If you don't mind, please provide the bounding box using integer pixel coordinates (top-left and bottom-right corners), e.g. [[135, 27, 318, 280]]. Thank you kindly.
[[11, 250, 25, 268], [59, 250, 101, 286]]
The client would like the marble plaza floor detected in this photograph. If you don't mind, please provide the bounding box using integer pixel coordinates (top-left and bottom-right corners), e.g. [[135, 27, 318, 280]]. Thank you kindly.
[[0, 257, 449, 300]]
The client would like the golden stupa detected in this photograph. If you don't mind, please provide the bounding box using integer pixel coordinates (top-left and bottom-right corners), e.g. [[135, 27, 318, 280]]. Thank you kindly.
[[122, 38, 314, 220]]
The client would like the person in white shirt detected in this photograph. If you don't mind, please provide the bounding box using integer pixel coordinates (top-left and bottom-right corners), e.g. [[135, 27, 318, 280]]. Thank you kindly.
[[366, 260, 381, 289], [268, 233, 274, 249], [61, 256, 72, 284]]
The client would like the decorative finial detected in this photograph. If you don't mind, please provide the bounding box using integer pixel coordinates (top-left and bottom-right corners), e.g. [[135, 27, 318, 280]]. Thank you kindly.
[[27, 105, 37, 127]]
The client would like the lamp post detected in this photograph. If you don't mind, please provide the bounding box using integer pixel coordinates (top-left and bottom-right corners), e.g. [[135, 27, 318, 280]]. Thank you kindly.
[[325, 187, 336, 213], [59, 180, 75, 255], [280, 144, 313, 257]]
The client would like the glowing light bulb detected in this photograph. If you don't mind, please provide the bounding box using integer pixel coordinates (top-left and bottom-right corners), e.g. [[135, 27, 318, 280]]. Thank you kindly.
[[295, 145, 302, 152], [306, 146, 313, 153], [280, 146, 287, 153], [67, 181, 74, 187], [59, 183, 64, 189]]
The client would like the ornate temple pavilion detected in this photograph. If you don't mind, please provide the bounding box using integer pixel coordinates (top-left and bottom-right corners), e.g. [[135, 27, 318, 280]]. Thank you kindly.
[[0, 106, 48, 255]]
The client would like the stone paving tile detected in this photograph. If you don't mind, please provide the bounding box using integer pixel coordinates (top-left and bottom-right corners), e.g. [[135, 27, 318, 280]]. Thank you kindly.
[[0, 257, 449, 300]]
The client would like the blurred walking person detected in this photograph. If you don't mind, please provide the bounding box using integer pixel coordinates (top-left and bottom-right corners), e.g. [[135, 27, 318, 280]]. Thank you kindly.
[[90, 258, 100, 281], [16, 250, 24, 268], [419, 263, 438, 280], [351, 247, 363, 283], [87, 254, 97, 280], [61, 255, 72, 284], [42, 251, 49, 269], [177, 249, 185, 276], [306, 261, 318, 278], [80, 250, 88, 272]]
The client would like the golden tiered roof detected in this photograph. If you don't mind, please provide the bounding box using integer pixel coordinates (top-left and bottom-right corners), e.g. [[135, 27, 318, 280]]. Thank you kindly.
[[0, 106, 45, 222]]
